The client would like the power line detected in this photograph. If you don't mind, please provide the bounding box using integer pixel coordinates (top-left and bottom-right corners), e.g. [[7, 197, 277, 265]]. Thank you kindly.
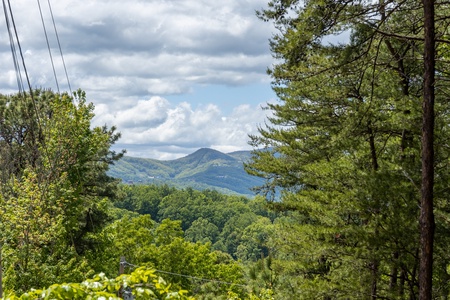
[[2, 0, 57, 191], [2, 0, 24, 93], [5, 0, 35, 98], [37, 0, 60, 93], [120, 260, 247, 288], [155, 269, 247, 288], [46, 0, 72, 95], [4, 0, 72, 95]]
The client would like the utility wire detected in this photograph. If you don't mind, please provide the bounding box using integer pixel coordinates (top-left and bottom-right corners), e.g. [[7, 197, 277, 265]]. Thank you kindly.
[[154, 269, 247, 288], [6, 0, 35, 98], [2, 0, 24, 93], [120, 261, 247, 288], [37, 0, 60, 93], [3, 0, 55, 191], [2, 0, 76, 224], [46, 0, 72, 95]]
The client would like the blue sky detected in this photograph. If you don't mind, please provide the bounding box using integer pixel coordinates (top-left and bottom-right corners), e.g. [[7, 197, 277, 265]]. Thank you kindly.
[[0, 0, 277, 159], [166, 83, 275, 114]]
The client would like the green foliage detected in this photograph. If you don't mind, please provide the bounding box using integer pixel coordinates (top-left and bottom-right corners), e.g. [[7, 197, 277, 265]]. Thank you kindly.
[[154, 219, 184, 246], [236, 217, 274, 262], [0, 170, 65, 291], [115, 185, 275, 259], [0, 88, 307, 300], [215, 213, 259, 257], [111, 185, 283, 298], [185, 217, 220, 244], [245, 0, 450, 298], [108, 148, 265, 196], [0, 89, 124, 293], [4, 267, 194, 300], [116, 184, 175, 220], [84, 214, 247, 299]]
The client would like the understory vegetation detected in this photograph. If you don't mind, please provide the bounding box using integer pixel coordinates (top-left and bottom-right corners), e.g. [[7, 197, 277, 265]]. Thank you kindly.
[[2, 0, 450, 299], [0, 89, 276, 299]]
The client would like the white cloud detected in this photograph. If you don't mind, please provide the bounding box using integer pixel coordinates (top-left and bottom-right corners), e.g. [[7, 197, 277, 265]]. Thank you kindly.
[[1, 0, 276, 159], [99, 97, 271, 159], [1, 0, 273, 88]]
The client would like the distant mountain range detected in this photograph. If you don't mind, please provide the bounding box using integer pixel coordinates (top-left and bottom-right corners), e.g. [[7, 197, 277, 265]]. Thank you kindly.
[[107, 148, 265, 196]]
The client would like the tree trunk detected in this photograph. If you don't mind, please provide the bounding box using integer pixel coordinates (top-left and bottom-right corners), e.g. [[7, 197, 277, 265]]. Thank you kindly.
[[0, 245, 2, 299], [368, 123, 379, 299], [399, 267, 405, 297], [390, 251, 399, 293], [419, 0, 435, 299]]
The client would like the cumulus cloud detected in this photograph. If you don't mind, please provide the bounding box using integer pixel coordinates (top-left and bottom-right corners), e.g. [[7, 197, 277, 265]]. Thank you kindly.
[[1, 0, 272, 92], [96, 97, 271, 160], [96, 96, 170, 129], [0, 0, 276, 159]]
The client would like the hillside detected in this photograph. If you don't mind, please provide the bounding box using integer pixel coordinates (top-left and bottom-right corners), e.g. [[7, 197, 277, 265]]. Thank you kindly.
[[108, 148, 263, 196]]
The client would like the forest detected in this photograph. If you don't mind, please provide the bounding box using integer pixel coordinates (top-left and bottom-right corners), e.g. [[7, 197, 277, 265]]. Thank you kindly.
[[0, 90, 267, 299], [1, 0, 450, 299]]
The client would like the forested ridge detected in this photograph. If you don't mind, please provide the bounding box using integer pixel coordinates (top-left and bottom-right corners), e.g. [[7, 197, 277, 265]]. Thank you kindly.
[[0, 90, 275, 299], [107, 148, 265, 197], [2, 0, 450, 299]]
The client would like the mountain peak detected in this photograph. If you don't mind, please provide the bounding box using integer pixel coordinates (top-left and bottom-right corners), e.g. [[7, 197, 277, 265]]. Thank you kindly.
[[178, 148, 235, 164], [107, 147, 263, 195]]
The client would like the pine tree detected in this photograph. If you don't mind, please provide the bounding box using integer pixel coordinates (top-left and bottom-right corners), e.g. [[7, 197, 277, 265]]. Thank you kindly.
[[247, 0, 450, 298]]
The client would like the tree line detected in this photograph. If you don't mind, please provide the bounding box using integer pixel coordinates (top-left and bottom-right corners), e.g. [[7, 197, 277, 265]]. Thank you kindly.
[[0, 90, 267, 299], [245, 0, 450, 299], [2, 0, 450, 299]]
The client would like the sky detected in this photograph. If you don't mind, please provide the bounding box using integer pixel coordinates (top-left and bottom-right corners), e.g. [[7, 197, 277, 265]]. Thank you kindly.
[[0, 0, 278, 160]]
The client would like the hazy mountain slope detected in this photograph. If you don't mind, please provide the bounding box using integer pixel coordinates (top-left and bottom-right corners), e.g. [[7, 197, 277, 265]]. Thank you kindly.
[[226, 150, 253, 162], [170, 148, 236, 167], [108, 156, 174, 181], [108, 148, 263, 196]]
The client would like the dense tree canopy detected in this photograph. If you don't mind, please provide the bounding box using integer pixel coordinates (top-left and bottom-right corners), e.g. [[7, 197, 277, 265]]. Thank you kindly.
[[4, 267, 194, 300], [246, 0, 450, 298], [115, 185, 274, 259], [0, 89, 124, 293], [5, 2, 450, 299], [0, 91, 259, 299]]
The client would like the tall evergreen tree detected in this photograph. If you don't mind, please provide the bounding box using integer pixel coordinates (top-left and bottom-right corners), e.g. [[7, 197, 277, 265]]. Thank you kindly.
[[420, 0, 435, 298], [247, 0, 450, 298]]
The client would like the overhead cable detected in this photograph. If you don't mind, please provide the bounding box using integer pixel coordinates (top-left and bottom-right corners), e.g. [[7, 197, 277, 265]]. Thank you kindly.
[[154, 269, 247, 288], [5, 0, 35, 97], [37, 0, 60, 93], [121, 260, 247, 288], [46, 0, 72, 94], [2, 0, 24, 93]]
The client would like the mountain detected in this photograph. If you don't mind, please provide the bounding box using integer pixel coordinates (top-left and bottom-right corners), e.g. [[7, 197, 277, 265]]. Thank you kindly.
[[108, 148, 264, 196]]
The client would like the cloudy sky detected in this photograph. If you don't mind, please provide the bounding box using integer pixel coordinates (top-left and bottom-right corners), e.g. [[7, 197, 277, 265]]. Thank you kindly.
[[0, 0, 277, 160]]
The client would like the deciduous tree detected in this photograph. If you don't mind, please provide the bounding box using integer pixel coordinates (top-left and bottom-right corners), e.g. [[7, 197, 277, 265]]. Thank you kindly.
[[0, 89, 124, 293]]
